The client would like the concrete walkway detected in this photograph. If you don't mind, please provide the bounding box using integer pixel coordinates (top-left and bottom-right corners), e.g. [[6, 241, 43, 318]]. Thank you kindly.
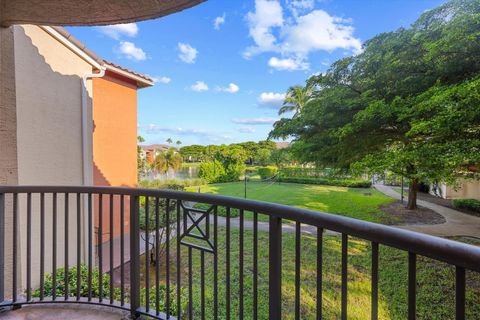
[[375, 184, 480, 238]]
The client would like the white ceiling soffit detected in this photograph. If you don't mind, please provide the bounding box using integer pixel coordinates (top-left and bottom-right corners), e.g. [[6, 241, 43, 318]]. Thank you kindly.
[[0, 0, 205, 27]]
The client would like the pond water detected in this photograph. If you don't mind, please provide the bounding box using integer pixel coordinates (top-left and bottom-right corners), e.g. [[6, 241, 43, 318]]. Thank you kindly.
[[145, 165, 199, 181]]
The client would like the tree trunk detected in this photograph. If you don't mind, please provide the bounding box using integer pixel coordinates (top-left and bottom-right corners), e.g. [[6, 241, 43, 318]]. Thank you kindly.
[[407, 178, 418, 210]]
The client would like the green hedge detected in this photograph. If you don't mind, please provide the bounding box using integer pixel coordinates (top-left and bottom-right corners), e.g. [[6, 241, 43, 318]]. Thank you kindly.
[[32, 265, 186, 315], [257, 166, 278, 179], [278, 177, 372, 188], [194, 203, 241, 218], [453, 198, 480, 213]]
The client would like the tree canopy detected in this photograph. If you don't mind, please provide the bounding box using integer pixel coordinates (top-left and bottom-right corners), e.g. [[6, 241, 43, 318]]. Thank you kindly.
[[269, 0, 480, 209]]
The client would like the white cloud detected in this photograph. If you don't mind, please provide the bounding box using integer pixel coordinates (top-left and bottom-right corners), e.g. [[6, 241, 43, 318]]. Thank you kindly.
[[218, 83, 240, 93], [190, 81, 209, 92], [149, 76, 171, 84], [118, 41, 146, 61], [282, 10, 362, 55], [231, 117, 277, 125], [214, 13, 226, 30], [178, 43, 198, 64], [258, 92, 286, 108], [268, 57, 309, 71], [237, 127, 256, 133], [244, 1, 362, 69], [244, 0, 284, 59], [98, 23, 139, 39]]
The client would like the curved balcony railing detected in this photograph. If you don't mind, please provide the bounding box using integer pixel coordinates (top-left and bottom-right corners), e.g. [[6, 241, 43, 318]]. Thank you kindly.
[[0, 186, 479, 319]]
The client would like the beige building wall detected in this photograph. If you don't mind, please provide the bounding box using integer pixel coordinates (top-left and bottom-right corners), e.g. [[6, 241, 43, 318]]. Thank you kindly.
[[0, 26, 19, 300], [13, 25, 94, 290], [444, 179, 480, 200]]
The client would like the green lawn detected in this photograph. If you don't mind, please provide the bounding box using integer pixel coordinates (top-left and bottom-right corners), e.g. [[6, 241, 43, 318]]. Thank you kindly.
[[141, 228, 480, 319], [186, 182, 395, 224]]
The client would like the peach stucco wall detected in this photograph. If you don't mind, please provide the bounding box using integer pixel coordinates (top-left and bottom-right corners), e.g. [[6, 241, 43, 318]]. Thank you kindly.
[[92, 72, 138, 242]]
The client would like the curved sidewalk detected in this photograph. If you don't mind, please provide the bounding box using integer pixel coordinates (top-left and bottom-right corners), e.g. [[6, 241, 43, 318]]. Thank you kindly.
[[374, 184, 480, 238]]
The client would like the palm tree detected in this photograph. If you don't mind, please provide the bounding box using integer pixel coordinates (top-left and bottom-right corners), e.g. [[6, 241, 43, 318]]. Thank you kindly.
[[278, 84, 313, 117], [166, 138, 173, 145], [176, 140, 182, 147], [151, 148, 183, 176]]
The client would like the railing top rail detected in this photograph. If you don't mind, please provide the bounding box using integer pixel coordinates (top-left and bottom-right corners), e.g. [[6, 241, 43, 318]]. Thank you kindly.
[[1, 185, 480, 271]]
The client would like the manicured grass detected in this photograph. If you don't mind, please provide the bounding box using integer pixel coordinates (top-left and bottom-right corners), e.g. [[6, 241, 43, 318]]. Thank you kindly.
[[141, 228, 480, 319], [187, 182, 395, 224]]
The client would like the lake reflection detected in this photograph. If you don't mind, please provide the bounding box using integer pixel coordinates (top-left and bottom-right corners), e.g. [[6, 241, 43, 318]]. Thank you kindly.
[[146, 165, 199, 180]]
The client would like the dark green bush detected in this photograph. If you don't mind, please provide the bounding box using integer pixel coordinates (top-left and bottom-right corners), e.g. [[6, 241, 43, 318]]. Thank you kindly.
[[257, 166, 278, 179], [453, 198, 480, 213], [278, 177, 372, 188], [198, 160, 245, 183], [32, 264, 186, 315]]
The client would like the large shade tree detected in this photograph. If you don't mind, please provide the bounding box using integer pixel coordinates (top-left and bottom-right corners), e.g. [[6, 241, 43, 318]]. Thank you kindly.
[[270, 0, 480, 209]]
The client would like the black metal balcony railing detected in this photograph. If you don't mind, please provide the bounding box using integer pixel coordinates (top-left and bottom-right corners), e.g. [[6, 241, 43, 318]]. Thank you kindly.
[[0, 186, 479, 319]]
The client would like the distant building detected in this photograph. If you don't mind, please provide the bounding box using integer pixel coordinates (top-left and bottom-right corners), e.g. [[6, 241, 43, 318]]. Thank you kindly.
[[275, 141, 290, 149], [140, 144, 172, 163]]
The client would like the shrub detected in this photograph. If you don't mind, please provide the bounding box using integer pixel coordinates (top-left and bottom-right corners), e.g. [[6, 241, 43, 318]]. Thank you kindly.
[[198, 161, 245, 183], [257, 166, 278, 179], [139, 178, 205, 189], [198, 160, 226, 183], [278, 177, 372, 188], [453, 198, 480, 213], [32, 264, 186, 315]]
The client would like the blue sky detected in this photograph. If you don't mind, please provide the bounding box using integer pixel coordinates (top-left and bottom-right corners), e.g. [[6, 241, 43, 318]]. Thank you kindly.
[[68, 0, 447, 146]]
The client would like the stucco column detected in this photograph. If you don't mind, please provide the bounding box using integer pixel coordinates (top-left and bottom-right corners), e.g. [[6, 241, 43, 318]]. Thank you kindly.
[[0, 26, 18, 299]]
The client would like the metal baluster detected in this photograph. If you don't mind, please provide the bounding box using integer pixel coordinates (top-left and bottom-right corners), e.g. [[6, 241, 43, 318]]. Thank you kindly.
[[456, 266, 465, 320], [155, 197, 160, 315], [145, 196, 150, 312], [52, 193, 57, 300], [317, 227, 323, 320], [26, 193, 32, 301], [98, 194, 103, 302], [295, 222, 301, 320], [341, 234, 348, 320], [188, 247, 193, 320], [88, 193, 93, 301], [176, 200, 182, 320], [201, 250, 205, 320], [120, 195, 125, 306], [226, 207, 231, 320], [0, 193, 4, 303], [213, 206, 218, 320], [130, 195, 140, 319], [165, 199, 171, 318], [371, 242, 379, 320], [269, 216, 282, 319], [64, 193, 69, 300], [253, 212, 258, 320], [109, 194, 114, 304], [239, 209, 244, 319], [12, 193, 17, 302], [76, 193, 81, 301], [408, 252, 416, 320], [40, 193, 45, 300]]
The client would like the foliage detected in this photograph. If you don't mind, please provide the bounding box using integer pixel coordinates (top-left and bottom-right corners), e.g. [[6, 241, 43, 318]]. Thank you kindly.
[[151, 148, 183, 175], [453, 198, 480, 214], [269, 0, 480, 209], [139, 178, 205, 189], [278, 176, 371, 188], [269, 148, 292, 168], [32, 264, 185, 315], [179, 144, 205, 162], [256, 148, 272, 166], [137, 136, 147, 179], [280, 167, 354, 179], [279, 83, 313, 116], [257, 166, 278, 179], [198, 160, 226, 183]]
